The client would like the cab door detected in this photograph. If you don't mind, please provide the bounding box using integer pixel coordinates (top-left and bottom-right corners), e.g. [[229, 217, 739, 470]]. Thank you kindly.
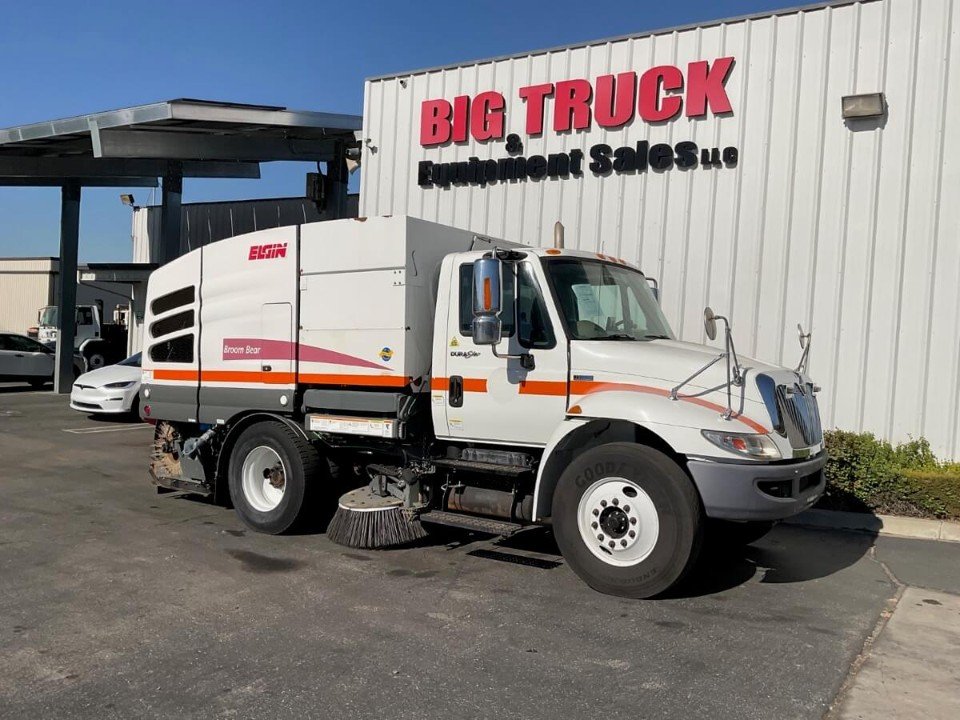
[[437, 258, 568, 447]]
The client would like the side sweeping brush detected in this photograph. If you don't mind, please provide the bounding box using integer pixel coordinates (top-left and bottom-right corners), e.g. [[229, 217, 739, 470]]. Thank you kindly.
[[326, 487, 428, 549]]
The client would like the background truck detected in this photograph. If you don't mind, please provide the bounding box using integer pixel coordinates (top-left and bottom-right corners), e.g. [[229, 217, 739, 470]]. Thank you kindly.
[[141, 215, 826, 599], [35, 302, 128, 371]]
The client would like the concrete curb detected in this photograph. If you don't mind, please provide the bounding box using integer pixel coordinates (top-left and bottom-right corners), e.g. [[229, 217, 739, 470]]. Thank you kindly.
[[784, 508, 960, 543]]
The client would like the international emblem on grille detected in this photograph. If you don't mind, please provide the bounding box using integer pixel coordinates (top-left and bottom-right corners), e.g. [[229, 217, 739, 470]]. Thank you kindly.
[[779, 382, 822, 448]]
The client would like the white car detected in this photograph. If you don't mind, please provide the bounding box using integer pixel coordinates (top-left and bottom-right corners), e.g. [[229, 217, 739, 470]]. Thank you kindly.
[[70, 353, 142, 415], [0, 331, 62, 387]]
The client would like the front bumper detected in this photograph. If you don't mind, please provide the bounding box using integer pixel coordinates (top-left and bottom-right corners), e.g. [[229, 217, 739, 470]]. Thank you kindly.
[[70, 385, 136, 414], [687, 452, 827, 521]]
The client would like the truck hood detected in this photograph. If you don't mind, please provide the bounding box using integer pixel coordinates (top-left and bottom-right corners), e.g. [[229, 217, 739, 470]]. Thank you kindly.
[[569, 339, 824, 455], [573, 339, 782, 387], [569, 338, 803, 418]]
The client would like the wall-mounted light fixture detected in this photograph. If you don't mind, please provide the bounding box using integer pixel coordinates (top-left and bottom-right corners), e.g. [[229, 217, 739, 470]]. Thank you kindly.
[[841, 92, 886, 120], [119, 193, 136, 207]]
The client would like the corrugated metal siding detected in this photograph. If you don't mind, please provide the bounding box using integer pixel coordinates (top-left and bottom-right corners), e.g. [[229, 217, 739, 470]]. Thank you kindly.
[[0, 258, 54, 333], [131, 196, 360, 262], [0, 257, 133, 338], [360, 0, 960, 459]]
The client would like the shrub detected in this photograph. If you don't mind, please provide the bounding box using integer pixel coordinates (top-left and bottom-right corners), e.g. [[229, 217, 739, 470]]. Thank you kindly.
[[820, 430, 960, 520]]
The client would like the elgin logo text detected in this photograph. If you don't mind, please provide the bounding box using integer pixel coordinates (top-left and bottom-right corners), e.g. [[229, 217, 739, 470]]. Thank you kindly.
[[248, 243, 288, 260]]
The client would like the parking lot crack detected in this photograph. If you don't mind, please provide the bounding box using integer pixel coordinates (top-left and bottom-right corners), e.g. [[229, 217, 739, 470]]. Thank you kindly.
[[824, 546, 905, 719]]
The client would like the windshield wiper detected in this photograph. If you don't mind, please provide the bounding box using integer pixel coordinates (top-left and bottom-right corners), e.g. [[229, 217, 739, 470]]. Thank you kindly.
[[592, 333, 638, 341], [642, 334, 670, 340]]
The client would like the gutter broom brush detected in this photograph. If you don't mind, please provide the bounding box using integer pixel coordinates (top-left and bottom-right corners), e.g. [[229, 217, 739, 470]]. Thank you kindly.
[[326, 487, 428, 549]]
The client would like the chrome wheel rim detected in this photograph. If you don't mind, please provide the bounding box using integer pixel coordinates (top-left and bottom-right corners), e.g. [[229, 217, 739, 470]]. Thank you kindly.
[[241, 446, 286, 512], [577, 477, 659, 567]]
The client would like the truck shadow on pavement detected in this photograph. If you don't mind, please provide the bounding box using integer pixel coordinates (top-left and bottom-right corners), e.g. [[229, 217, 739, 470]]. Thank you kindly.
[[675, 525, 877, 598], [466, 524, 878, 599], [174, 492, 879, 599]]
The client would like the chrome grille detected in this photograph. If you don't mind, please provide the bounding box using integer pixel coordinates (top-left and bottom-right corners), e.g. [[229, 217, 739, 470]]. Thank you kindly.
[[775, 383, 822, 448]]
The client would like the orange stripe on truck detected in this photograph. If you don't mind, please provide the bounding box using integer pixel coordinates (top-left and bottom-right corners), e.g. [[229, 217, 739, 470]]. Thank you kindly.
[[515, 378, 769, 434], [518, 380, 567, 396], [570, 380, 769, 434], [431, 377, 487, 392], [299, 373, 409, 388]]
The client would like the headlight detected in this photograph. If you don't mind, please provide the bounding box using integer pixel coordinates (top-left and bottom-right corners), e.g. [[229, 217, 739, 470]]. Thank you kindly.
[[701, 430, 781, 460], [103, 380, 136, 389]]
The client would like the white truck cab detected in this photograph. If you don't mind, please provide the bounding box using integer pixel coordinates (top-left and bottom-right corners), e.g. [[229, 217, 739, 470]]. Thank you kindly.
[[141, 216, 825, 598], [37, 303, 127, 371], [37, 304, 100, 347]]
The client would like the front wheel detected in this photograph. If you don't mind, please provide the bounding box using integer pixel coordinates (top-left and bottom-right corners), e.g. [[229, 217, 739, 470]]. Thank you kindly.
[[553, 443, 703, 599], [228, 421, 321, 534]]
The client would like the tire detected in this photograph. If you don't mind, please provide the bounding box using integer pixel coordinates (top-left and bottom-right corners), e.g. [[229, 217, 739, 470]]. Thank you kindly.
[[707, 519, 775, 547], [552, 443, 703, 599], [128, 393, 141, 421], [85, 352, 106, 372], [227, 421, 322, 534]]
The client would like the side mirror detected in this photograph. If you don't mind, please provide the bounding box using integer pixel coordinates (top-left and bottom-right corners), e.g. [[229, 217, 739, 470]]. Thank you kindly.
[[703, 307, 717, 341], [471, 257, 503, 346], [472, 316, 502, 345], [646, 277, 660, 304]]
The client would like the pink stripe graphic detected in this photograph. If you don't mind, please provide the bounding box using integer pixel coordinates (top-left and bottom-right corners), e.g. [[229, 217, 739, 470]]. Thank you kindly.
[[222, 338, 392, 370]]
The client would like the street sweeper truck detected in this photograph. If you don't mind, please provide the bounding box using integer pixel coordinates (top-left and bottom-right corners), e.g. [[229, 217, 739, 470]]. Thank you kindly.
[[140, 215, 825, 599]]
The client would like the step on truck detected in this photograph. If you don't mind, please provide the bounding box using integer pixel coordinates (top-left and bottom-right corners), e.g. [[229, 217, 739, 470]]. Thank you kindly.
[[141, 215, 826, 599]]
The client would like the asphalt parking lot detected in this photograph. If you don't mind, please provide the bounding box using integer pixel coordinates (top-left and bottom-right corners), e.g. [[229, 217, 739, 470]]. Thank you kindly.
[[2, 385, 958, 719]]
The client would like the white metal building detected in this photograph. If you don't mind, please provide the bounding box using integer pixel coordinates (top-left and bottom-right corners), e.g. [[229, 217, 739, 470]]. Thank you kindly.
[[359, 0, 960, 458], [0, 257, 129, 336]]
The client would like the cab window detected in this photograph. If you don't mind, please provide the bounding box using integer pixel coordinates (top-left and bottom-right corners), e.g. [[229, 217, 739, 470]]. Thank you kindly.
[[517, 263, 555, 349]]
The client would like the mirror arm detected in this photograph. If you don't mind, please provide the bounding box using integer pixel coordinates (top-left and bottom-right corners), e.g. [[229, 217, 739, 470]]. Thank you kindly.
[[795, 342, 810, 375], [670, 353, 725, 400], [725, 327, 744, 386], [795, 326, 812, 375], [491, 345, 535, 370]]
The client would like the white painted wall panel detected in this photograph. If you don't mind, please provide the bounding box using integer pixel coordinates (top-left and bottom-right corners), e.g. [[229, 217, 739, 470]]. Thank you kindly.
[[360, 0, 960, 458], [0, 258, 54, 334]]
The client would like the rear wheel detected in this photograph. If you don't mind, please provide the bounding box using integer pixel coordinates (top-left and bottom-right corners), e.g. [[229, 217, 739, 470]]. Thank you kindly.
[[228, 421, 321, 534], [553, 443, 703, 599]]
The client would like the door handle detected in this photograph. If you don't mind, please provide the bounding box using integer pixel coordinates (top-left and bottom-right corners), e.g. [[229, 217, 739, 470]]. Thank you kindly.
[[262, 365, 272, 372], [449, 376, 463, 408]]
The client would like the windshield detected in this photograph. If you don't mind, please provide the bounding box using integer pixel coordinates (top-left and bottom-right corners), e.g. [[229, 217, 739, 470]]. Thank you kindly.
[[117, 352, 142, 367], [543, 258, 674, 341], [39, 307, 57, 326]]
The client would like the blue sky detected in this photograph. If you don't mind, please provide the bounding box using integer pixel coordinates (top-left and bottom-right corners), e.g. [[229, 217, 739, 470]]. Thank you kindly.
[[0, 0, 801, 261]]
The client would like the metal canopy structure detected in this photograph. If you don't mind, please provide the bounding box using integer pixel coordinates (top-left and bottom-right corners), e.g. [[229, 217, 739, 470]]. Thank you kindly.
[[0, 99, 362, 392]]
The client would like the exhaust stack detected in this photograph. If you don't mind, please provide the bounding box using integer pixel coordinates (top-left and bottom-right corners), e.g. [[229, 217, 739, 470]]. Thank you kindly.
[[553, 221, 564, 249]]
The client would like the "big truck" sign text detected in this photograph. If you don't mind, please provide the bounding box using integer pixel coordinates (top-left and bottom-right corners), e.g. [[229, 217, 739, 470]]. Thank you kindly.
[[419, 57, 735, 147]]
